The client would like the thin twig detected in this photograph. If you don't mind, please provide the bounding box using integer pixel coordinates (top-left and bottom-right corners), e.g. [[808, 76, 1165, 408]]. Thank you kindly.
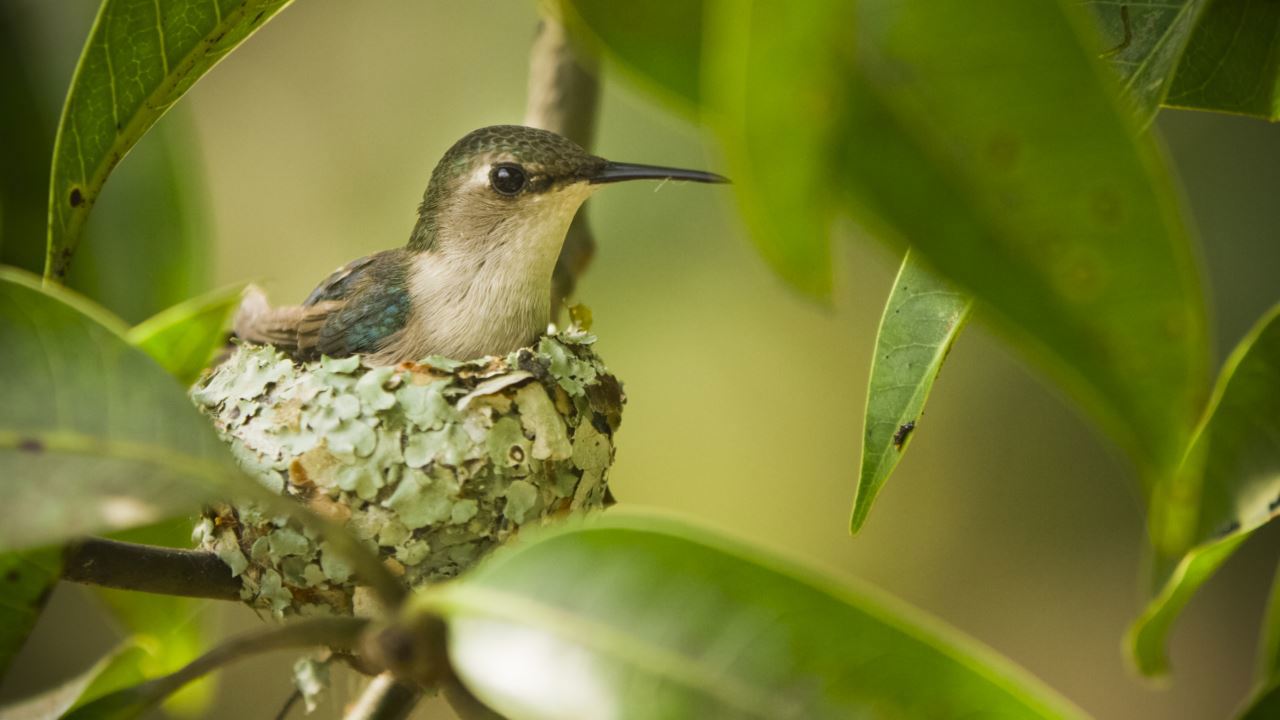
[[274, 687, 303, 720], [67, 616, 369, 718], [343, 673, 421, 720], [524, 15, 601, 315], [524, 17, 598, 147], [62, 536, 242, 601]]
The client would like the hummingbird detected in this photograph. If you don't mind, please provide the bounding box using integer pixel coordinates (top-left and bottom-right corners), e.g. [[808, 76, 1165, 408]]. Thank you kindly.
[[234, 125, 727, 365]]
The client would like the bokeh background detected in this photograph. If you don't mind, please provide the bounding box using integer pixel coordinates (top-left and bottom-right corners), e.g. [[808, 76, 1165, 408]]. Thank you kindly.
[[3, 1, 1279, 718]]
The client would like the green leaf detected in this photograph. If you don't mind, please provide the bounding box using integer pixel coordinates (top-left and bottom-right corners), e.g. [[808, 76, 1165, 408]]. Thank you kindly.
[[573, 0, 1208, 479], [1165, 0, 1280, 121], [0, 548, 61, 678], [560, 0, 703, 112], [1242, 680, 1280, 720], [704, 2, 837, 298], [1260, 560, 1280, 691], [1085, 0, 1212, 127], [126, 284, 242, 385], [565, 0, 833, 295], [1126, 534, 1245, 678], [45, 0, 295, 282], [0, 643, 150, 720], [718, 0, 1207, 481], [1236, 560, 1280, 718], [854, 252, 971, 533], [0, 267, 245, 551], [421, 513, 1086, 719], [1128, 304, 1280, 677], [0, 271, 397, 602], [0, 0, 212, 323], [63, 617, 368, 720]]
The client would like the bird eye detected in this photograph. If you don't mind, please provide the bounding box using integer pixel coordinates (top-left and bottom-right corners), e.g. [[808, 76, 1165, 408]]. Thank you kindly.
[[489, 164, 527, 196]]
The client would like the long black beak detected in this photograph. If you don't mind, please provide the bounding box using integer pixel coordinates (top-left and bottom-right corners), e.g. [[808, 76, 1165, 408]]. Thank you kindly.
[[588, 161, 729, 185]]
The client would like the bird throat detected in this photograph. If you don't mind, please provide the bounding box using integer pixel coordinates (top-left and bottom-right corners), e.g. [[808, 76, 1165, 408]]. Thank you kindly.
[[395, 190, 588, 361]]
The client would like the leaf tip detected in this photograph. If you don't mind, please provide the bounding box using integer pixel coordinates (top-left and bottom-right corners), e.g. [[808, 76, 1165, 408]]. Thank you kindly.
[[1123, 617, 1171, 682], [848, 473, 881, 536], [848, 505, 868, 536]]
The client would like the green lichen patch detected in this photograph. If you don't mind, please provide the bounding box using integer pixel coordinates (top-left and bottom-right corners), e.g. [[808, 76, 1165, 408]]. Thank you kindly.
[[397, 380, 456, 430], [292, 656, 331, 714], [503, 480, 540, 524], [193, 329, 624, 616]]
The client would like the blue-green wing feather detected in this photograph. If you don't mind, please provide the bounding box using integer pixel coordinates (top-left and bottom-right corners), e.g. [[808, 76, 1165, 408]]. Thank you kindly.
[[300, 250, 413, 358], [305, 255, 378, 306]]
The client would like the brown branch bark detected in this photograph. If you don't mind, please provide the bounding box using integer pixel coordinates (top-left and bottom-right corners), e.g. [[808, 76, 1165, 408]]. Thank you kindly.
[[524, 15, 601, 316], [62, 536, 242, 601]]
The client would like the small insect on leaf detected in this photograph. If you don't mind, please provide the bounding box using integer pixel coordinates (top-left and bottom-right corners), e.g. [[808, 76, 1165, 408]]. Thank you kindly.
[[892, 421, 916, 451]]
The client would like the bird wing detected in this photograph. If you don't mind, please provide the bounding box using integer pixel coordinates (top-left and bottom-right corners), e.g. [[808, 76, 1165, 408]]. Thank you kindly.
[[304, 255, 380, 306], [235, 251, 413, 360]]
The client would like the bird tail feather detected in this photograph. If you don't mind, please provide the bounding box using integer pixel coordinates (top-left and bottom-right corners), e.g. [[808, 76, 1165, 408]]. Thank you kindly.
[[233, 284, 302, 351], [233, 284, 339, 360]]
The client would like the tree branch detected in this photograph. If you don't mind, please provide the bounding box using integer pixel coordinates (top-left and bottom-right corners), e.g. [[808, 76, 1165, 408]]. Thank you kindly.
[[343, 672, 422, 720], [67, 616, 369, 718], [273, 688, 303, 720], [62, 536, 242, 601], [524, 15, 601, 315]]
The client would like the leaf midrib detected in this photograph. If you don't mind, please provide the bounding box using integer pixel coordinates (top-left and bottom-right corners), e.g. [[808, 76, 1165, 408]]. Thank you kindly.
[[0, 428, 232, 486]]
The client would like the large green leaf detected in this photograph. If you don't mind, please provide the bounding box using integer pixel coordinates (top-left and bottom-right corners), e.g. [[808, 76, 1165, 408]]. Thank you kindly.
[[853, 252, 970, 533], [70, 287, 249, 715], [1260, 561, 1280, 693], [1237, 560, 1280, 719], [825, 0, 1207, 482], [6, 618, 366, 719], [0, 267, 244, 551], [564, 0, 833, 296], [45, 0, 295, 282], [1165, 0, 1280, 121], [0, 643, 149, 720], [558, 0, 702, 112], [704, 2, 837, 298], [0, 548, 61, 678], [0, 272, 399, 602], [1128, 304, 1280, 677], [571, 0, 1208, 481], [1241, 684, 1280, 720], [126, 284, 241, 385], [421, 513, 1086, 719], [62, 617, 368, 720], [1086, 0, 1211, 127]]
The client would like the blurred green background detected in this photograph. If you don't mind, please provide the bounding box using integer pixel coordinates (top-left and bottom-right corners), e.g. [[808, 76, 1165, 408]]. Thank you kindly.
[[2, 1, 1279, 717]]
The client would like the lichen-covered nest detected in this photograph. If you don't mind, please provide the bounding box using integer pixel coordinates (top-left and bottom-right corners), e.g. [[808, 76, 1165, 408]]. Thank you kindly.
[[189, 328, 623, 616]]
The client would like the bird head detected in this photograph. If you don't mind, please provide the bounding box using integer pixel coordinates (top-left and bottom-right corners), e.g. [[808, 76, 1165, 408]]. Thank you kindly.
[[407, 125, 726, 263]]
